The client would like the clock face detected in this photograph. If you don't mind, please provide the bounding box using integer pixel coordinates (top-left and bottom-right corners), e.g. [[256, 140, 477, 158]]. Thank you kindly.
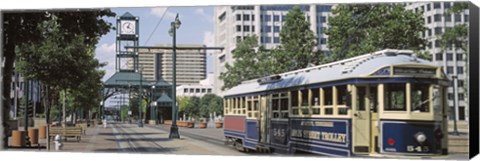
[[121, 20, 136, 35]]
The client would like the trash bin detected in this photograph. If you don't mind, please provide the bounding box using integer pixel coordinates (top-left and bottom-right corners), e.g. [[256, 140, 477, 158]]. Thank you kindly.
[[11, 130, 25, 147], [28, 128, 39, 145]]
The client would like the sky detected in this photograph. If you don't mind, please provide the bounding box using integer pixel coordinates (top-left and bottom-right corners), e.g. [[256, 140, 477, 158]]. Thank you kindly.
[[94, 6, 215, 82]]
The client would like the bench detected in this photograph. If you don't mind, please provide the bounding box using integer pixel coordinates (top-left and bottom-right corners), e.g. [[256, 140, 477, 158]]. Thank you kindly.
[[49, 127, 83, 142], [75, 123, 88, 135]]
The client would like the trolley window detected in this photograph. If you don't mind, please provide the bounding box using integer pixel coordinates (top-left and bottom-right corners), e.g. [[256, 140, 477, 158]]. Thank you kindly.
[[247, 96, 253, 118], [311, 88, 321, 115], [385, 84, 406, 111], [411, 84, 430, 112], [301, 89, 310, 115], [280, 97, 289, 118], [356, 86, 366, 111], [324, 87, 333, 105], [337, 85, 348, 105], [241, 97, 246, 114], [291, 91, 300, 115]]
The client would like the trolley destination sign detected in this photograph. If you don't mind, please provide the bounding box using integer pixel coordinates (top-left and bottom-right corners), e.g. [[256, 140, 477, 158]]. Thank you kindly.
[[393, 67, 436, 76], [290, 129, 347, 143]]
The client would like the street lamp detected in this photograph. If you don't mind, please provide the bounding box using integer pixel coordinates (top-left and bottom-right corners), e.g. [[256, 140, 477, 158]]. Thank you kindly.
[[150, 85, 157, 125], [168, 13, 181, 139], [452, 75, 459, 135]]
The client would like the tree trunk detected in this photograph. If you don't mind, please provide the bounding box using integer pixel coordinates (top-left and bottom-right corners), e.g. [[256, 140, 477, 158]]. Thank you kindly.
[[2, 26, 16, 149], [62, 90, 66, 127]]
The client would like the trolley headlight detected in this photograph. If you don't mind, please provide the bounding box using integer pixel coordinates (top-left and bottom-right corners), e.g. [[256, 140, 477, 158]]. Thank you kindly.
[[414, 132, 427, 143]]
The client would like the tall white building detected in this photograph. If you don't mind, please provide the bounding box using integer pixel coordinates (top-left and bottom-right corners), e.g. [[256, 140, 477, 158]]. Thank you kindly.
[[213, 3, 469, 121], [405, 2, 469, 121], [213, 4, 333, 95]]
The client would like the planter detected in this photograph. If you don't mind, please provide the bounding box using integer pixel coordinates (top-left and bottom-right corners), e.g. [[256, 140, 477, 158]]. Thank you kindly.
[[28, 128, 39, 145], [215, 122, 223, 128], [39, 126, 47, 139], [186, 122, 194, 128], [164, 120, 172, 125], [198, 122, 207, 128], [11, 130, 25, 147]]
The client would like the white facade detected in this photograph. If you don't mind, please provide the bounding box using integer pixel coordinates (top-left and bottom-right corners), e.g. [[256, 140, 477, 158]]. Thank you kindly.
[[213, 5, 333, 95], [405, 2, 469, 121], [176, 73, 214, 97]]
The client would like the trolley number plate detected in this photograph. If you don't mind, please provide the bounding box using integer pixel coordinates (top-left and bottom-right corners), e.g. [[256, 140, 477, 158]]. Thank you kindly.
[[407, 145, 429, 152]]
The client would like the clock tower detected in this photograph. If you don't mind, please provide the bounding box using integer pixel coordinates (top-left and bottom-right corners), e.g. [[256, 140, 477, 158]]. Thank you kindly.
[[116, 12, 139, 72]]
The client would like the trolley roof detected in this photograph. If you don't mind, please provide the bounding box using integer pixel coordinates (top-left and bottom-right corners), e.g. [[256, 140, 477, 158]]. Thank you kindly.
[[223, 49, 441, 97]]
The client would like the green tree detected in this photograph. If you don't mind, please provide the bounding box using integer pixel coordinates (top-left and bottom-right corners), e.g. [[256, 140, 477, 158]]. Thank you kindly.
[[278, 5, 318, 71], [208, 95, 223, 116], [325, 4, 427, 60], [177, 96, 190, 114], [219, 36, 262, 90], [199, 94, 217, 118], [2, 10, 115, 148], [184, 97, 200, 119]]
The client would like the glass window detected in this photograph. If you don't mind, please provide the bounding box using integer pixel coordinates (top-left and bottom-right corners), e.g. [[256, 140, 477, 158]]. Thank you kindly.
[[196, 88, 200, 93], [265, 36, 272, 43], [458, 93, 464, 100], [455, 14, 461, 22], [446, 53, 453, 60], [465, 15, 469, 22], [356, 86, 366, 111], [324, 87, 333, 105], [411, 84, 430, 112], [427, 4, 431, 11], [311, 89, 320, 106], [435, 27, 442, 35], [243, 14, 250, 21], [236, 14, 241, 21], [385, 84, 406, 111], [433, 2, 441, 9], [265, 25, 272, 32], [435, 53, 443, 61], [447, 93, 453, 100], [252, 26, 255, 32], [243, 25, 250, 32], [252, 14, 255, 21], [236, 25, 241, 32], [444, 2, 451, 9], [435, 40, 440, 48], [202, 88, 206, 93], [447, 66, 454, 74], [273, 37, 280, 43], [427, 29, 432, 36], [445, 14, 452, 22], [458, 80, 464, 87], [301, 89, 309, 106], [319, 16, 326, 23], [184, 88, 188, 93], [458, 67, 464, 74], [190, 88, 194, 93], [273, 15, 280, 21], [281, 15, 286, 21], [337, 85, 348, 105], [265, 15, 271, 21], [434, 14, 442, 22], [236, 36, 242, 43], [207, 89, 212, 93], [280, 98, 289, 118], [291, 91, 299, 107], [320, 38, 327, 44], [274, 26, 280, 32]]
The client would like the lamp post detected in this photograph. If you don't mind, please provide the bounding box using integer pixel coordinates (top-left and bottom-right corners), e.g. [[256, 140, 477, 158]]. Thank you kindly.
[[452, 75, 459, 135], [138, 68, 144, 127], [151, 85, 156, 124], [168, 13, 181, 139]]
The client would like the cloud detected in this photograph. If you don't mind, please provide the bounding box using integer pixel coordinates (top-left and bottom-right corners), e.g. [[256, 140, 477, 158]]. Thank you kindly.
[[150, 7, 176, 19], [195, 8, 213, 22], [95, 43, 116, 81]]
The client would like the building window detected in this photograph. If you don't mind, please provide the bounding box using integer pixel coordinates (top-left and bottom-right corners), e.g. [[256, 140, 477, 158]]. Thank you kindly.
[[281, 15, 286, 21], [243, 25, 250, 32], [458, 93, 464, 101], [274, 37, 280, 43], [265, 25, 272, 32], [202, 88, 206, 93], [465, 15, 469, 22], [435, 53, 443, 61], [319, 16, 326, 23], [207, 89, 212, 93], [252, 14, 255, 21], [196, 88, 200, 93], [190, 88, 194, 93], [444, 2, 451, 9], [446, 53, 453, 60], [457, 54, 463, 60], [434, 14, 442, 22], [455, 14, 461, 22], [243, 14, 250, 21], [236, 25, 241, 32], [265, 36, 272, 43], [236, 14, 241, 21], [252, 26, 255, 32], [427, 16, 431, 24], [447, 93, 453, 100], [427, 4, 431, 11], [435, 40, 441, 48], [447, 66, 453, 74], [458, 67, 464, 74], [184, 89, 188, 93], [433, 2, 441, 9], [265, 15, 271, 21], [273, 26, 280, 32], [236, 36, 242, 43], [445, 14, 452, 22], [320, 38, 327, 44], [435, 27, 442, 35], [273, 15, 280, 21], [458, 80, 464, 87]]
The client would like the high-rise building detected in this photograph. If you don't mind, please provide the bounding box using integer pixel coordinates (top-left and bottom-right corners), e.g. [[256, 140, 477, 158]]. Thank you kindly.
[[405, 2, 469, 121], [128, 44, 207, 86], [213, 3, 469, 121], [213, 4, 333, 95]]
